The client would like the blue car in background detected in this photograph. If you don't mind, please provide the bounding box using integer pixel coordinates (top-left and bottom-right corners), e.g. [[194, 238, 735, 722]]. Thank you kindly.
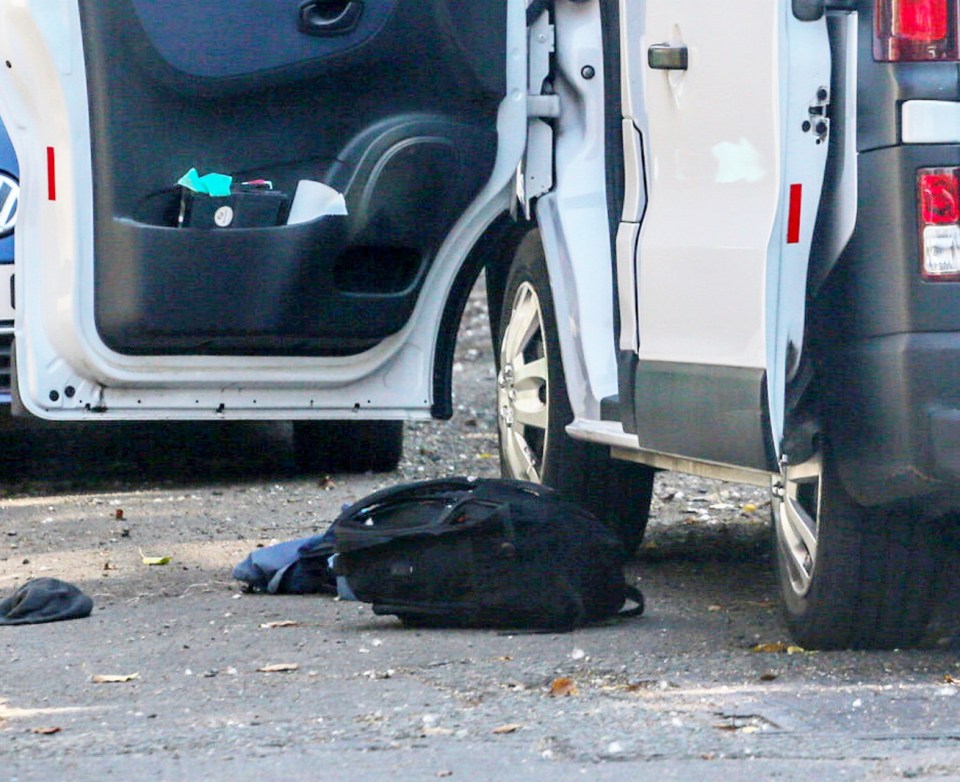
[[0, 122, 16, 403]]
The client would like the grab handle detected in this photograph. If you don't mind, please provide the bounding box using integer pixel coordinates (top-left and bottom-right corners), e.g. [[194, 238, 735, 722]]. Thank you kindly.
[[298, 0, 363, 36]]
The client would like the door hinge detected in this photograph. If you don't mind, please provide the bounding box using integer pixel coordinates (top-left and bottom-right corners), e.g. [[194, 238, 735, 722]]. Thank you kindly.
[[527, 94, 560, 119], [804, 86, 830, 145], [515, 8, 556, 220]]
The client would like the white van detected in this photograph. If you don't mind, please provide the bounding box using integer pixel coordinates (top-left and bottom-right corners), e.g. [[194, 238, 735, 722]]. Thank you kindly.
[[0, 0, 954, 649]]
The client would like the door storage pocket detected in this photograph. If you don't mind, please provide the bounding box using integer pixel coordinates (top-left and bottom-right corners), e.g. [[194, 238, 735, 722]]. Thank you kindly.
[[96, 214, 349, 353]]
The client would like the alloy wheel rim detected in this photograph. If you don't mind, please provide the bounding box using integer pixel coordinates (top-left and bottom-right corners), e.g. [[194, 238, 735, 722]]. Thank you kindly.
[[497, 281, 549, 483], [775, 453, 822, 598]]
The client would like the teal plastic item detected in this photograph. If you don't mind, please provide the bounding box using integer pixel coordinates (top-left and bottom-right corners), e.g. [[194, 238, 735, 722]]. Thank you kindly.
[[177, 167, 233, 197]]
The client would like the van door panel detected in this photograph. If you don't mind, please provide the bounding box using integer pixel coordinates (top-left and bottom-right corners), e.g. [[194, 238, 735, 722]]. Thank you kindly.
[[80, 0, 504, 356], [620, 0, 829, 467]]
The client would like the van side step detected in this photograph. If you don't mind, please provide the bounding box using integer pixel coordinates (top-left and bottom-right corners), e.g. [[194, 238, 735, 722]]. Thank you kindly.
[[566, 418, 772, 487]]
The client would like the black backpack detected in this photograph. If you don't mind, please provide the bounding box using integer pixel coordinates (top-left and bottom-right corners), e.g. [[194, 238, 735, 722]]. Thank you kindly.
[[301, 477, 643, 630]]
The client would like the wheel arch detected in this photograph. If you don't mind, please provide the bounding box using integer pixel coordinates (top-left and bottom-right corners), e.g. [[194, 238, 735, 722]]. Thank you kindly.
[[430, 214, 529, 420]]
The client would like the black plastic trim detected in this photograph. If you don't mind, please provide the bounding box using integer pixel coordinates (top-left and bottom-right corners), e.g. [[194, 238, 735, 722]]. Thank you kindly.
[[632, 361, 774, 472], [616, 350, 637, 433], [599, 393, 619, 423], [824, 332, 960, 507], [431, 217, 528, 420], [601, 0, 624, 279], [813, 144, 960, 343]]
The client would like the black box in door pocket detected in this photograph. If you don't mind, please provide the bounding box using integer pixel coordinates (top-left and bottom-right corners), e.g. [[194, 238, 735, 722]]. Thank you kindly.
[[313, 478, 644, 630], [178, 185, 290, 229]]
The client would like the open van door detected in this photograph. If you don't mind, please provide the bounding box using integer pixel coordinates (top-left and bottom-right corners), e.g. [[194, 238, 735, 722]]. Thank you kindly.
[[0, 0, 524, 423], [618, 0, 831, 471]]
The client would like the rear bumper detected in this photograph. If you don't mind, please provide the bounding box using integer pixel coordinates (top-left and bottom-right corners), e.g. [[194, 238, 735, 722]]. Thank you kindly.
[[827, 332, 960, 507]]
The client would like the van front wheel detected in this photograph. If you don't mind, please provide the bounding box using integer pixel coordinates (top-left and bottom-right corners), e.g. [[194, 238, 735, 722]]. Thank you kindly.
[[495, 231, 655, 553]]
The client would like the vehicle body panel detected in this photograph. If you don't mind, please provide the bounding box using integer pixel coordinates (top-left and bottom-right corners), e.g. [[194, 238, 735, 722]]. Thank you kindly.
[[0, 0, 526, 420], [609, 0, 829, 470], [9, 0, 960, 515]]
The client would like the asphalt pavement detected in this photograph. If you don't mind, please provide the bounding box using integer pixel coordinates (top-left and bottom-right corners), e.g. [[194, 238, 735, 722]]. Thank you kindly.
[[0, 417, 959, 781]]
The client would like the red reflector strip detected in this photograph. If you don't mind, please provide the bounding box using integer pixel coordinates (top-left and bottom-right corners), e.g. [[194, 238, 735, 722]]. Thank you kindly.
[[787, 183, 802, 244], [46, 146, 56, 201]]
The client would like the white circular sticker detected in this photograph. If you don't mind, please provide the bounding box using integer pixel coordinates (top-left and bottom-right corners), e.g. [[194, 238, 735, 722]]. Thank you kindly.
[[213, 205, 234, 228]]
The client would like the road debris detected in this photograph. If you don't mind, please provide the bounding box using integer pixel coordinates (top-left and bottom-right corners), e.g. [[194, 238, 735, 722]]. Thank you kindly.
[[256, 663, 299, 673], [139, 549, 171, 566], [549, 677, 579, 697], [492, 723, 523, 734], [91, 673, 139, 684]]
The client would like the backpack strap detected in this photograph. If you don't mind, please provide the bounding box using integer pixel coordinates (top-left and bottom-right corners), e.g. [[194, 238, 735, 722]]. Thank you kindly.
[[337, 477, 477, 524], [619, 585, 645, 617]]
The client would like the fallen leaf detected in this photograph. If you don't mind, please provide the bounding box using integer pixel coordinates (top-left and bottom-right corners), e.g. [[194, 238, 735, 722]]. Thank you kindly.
[[549, 677, 579, 697], [786, 645, 806, 655], [91, 673, 139, 683], [31, 726, 61, 735], [742, 504, 758, 514], [496, 655, 513, 662], [259, 621, 302, 629], [492, 723, 523, 734], [759, 672, 778, 682], [115, 508, 124, 520], [139, 548, 171, 566], [256, 663, 299, 673], [750, 642, 788, 653], [707, 605, 723, 612], [945, 674, 959, 684], [422, 727, 455, 737]]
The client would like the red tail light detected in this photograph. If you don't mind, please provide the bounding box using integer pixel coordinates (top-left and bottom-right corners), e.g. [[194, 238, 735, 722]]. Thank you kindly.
[[875, 0, 959, 61], [918, 167, 960, 281]]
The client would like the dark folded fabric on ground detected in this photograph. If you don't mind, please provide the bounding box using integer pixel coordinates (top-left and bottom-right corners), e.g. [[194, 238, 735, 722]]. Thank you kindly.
[[0, 577, 93, 625]]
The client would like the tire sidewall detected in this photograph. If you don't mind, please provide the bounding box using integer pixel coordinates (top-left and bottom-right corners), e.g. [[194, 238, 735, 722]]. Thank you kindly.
[[774, 447, 861, 646], [497, 230, 577, 486]]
